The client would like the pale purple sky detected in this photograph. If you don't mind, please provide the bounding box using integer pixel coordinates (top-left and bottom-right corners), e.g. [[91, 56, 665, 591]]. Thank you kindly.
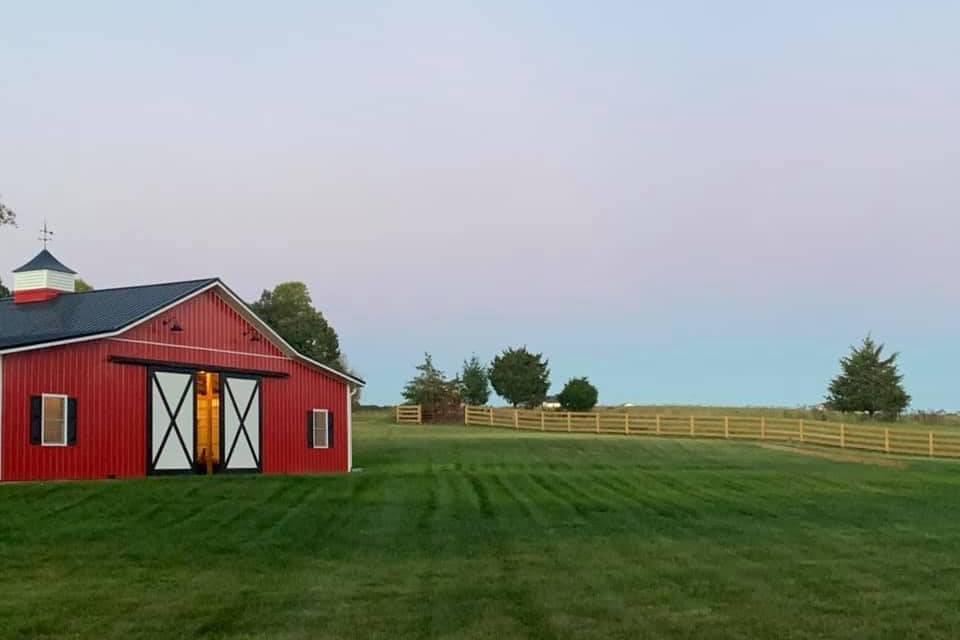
[[2, 2, 958, 407]]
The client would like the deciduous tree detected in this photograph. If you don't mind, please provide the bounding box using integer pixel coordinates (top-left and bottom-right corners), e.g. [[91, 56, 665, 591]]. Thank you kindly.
[[489, 347, 550, 408], [558, 377, 599, 411], [825, 335, 910, 418], [1, 195, 14, 298], [251, 282, 341, 366], [0, 196, 15, 227]]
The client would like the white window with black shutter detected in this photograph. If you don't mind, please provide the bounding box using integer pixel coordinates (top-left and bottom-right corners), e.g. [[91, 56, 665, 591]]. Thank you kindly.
[[31, 394, 77, 447], [308, 409, 334, 449]]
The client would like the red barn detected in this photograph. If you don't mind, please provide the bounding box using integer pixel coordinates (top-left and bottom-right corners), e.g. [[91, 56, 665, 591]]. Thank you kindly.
[[0, 249, 364, 482]]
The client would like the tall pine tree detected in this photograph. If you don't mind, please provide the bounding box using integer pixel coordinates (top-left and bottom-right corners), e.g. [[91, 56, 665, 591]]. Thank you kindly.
[[402, 353, 460, 408], [825, 335, 910, 419], [459, 355, 490, 406]]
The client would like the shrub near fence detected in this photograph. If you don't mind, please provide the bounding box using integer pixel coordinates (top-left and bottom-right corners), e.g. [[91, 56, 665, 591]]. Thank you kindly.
[[464, 407, 960, 460]]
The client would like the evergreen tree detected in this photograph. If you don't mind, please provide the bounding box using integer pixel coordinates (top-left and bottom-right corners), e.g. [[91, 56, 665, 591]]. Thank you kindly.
[[558, 377, 599, 411], [459, 355, 490, 406], [489, 347, 550, 408], [402, 353, 459, 407], [0, 278, 9, 298], [825, 335, 911, 418]]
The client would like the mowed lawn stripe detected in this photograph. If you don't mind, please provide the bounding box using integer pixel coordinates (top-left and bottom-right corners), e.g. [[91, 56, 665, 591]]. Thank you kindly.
[[3, 415, 960, 638]]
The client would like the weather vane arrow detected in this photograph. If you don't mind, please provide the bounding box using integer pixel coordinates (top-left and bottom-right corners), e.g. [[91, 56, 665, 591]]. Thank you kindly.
[[39, 219, 54, 248]]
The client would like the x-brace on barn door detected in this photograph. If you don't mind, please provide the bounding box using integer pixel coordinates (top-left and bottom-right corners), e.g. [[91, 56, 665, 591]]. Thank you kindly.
[[221, 376, 262, 472], [149, 370, 196, 473]]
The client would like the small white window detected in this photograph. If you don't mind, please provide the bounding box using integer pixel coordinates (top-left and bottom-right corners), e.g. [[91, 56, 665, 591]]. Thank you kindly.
[[42, 394, 68, 447], [312, 409, 330, 449]]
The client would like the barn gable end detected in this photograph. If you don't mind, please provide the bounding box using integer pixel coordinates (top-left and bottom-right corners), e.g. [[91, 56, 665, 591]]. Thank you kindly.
[[117, 289, 287, 363]]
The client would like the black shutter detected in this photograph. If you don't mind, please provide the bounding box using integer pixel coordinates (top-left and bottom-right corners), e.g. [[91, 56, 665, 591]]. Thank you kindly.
[[307, 410, 314, 448], [327, 411, 335, 449], [30, 396, 42, 445], [67, 398, 78, 446]]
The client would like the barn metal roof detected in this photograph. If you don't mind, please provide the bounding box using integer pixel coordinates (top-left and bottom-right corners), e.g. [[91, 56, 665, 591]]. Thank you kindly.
[[12, 249, 78, 274], [0, 278, 217, 350]]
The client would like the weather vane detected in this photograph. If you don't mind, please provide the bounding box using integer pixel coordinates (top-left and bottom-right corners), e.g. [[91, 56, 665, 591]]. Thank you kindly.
[[39, 219, 54, 248]]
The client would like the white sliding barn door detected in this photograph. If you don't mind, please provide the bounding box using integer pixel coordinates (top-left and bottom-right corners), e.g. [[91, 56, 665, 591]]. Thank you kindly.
[[222, 376, 262, 472], [150, 371, 195, 473]]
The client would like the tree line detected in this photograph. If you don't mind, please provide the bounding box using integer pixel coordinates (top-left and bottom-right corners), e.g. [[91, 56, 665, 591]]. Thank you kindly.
[[402, 334, 913, 420], [403, 347, 600, 412]]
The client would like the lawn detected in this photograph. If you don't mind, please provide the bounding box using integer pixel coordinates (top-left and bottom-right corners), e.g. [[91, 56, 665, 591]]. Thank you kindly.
[[2, 411, 960, 639]]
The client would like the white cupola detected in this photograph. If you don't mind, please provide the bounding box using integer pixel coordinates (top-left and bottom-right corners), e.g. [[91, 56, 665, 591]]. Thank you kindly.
[[12, 249, 77, 303]]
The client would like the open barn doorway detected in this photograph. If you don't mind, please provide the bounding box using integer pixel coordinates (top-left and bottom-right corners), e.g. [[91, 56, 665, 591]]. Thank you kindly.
[[196, 372, 221, 474]]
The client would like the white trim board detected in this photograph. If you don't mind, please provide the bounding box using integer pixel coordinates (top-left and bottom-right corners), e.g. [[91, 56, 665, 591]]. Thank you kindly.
[[311, 409, 331, 449], [109, 338, 291, 361], [347, 386, 355, 472]]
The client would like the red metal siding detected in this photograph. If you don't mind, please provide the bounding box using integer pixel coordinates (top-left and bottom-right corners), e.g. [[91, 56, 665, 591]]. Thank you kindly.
[[1, 289, 349, 482]]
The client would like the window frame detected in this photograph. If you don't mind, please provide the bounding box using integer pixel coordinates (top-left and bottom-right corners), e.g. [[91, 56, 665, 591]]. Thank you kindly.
[[311, 409, 330, 449], [41, 393, 69, 447]]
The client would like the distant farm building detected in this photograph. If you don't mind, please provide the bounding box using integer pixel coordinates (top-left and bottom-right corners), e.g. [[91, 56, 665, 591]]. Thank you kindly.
[[542, 395, 561, 410]]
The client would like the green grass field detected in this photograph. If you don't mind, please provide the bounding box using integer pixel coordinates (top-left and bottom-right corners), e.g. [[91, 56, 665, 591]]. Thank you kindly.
[[3, 411, 960, 639]]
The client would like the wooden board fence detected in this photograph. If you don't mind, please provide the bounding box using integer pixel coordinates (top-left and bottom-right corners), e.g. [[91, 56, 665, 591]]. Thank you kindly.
[[395, 405, 423, 425], [463, 407, 960, 460]]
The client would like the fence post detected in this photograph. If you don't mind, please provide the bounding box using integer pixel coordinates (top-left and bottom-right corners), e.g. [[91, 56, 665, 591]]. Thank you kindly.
[[656, 415, 662, 436], [799, 419, 804, 443], [625, 412, 630, 435], [929, 432, 934, 458], [567, 412, 572, 433], [761, 417, 766, 440], [596, 413, 601, 434], [690, 416, 695, 437], [395, 405, 399, 423], [489, 407, 494, 426], [541, 411, 545, 432], [840, 423, 846, 449], [514, 410, 519, 430], [417, 406, 422, 425], [464, 407, 469, 426], [884, 428, 890, 454], [724, 416, 729, 439]]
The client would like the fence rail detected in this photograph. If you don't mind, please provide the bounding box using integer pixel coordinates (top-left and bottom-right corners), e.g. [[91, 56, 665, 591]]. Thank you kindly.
[[395, 405, 423, 425], [463, 407, 960, 460]]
